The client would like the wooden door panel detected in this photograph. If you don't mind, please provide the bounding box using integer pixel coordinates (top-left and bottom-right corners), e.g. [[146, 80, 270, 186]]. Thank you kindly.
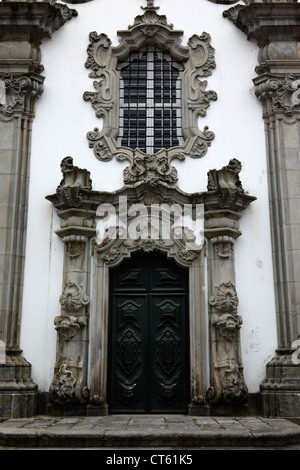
[[108, 252, 189, 413]]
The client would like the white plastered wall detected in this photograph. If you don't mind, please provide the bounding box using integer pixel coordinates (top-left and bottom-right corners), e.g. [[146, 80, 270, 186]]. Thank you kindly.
[[20, 0, 278, 394]]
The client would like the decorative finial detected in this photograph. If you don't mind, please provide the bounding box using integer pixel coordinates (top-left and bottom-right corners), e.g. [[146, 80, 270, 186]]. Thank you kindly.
[[141, 0, 159, 10]]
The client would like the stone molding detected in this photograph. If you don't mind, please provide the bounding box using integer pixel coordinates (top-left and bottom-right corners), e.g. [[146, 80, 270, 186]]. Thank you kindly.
[[83, 2, 217, 185]]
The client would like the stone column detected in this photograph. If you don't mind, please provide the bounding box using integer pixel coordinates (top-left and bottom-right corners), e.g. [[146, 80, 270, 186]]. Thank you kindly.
[[224, 1, 300, 417], [46, 158, 97, 415], [204, 159, 256, 414], [0, 1, 77, 419]]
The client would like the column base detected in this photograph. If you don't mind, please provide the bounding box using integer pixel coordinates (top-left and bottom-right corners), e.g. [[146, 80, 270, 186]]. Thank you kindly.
[[260, 350, 300, 418], [188, 403, 211, 416], [0, 353, 38, 419], [86, 403, 109, 416]]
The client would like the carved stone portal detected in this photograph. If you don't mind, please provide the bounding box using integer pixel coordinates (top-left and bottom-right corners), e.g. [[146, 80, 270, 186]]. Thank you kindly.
[[46, 157, 255, 415]]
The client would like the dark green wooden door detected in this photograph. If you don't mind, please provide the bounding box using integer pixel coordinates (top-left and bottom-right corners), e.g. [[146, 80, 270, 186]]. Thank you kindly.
[[108, 251, 189, 413]]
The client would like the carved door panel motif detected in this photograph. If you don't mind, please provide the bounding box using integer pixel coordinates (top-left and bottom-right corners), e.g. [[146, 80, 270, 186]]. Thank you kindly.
[[108, 252, 189, 413]]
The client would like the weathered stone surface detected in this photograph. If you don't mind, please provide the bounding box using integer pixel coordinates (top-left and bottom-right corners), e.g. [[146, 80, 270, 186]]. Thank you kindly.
[[0, 415, 300, 449]]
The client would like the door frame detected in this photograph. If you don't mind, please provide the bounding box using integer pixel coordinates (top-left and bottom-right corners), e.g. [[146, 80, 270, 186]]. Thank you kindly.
[[89, 236, 207, 415]]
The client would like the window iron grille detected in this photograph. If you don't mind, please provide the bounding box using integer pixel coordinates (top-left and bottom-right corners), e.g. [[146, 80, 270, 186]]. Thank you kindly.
[[118, 46, 183, 154]]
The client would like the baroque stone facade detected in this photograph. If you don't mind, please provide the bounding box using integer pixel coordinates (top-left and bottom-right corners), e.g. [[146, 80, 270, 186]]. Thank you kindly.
[[0, 0, 300, 419]]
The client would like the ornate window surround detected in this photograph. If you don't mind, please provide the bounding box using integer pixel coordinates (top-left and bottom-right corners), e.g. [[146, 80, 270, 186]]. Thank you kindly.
[[83, 3, 217, 184]]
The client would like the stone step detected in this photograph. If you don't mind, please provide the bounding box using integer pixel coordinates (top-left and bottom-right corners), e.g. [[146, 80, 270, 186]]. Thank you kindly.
[[0, 415, 300, 449]]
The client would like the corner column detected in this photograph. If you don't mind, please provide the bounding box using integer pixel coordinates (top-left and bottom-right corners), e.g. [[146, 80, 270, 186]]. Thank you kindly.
[[225, 1, 300, 417], [0, 1, 77, 419]]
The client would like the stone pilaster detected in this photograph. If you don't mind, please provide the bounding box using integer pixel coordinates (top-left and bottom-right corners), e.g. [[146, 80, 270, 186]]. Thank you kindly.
[[204, 159, 256, 414], [0, 1, 77, 419], [46, 157, 97, 415], [224, 1, 300, 417]]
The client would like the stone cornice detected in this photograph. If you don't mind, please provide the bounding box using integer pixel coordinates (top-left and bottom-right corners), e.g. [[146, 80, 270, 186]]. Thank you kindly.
[[0, 1, 77, 74], [224, 3, 300, 47], [0, 1, 78, 43]]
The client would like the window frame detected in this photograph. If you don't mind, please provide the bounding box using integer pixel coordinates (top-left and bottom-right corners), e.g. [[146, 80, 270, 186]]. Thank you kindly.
[[84, 6, 217, 183]]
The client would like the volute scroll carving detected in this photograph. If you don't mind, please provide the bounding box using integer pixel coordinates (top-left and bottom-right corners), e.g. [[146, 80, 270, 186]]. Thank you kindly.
[[49, 363, 76, 405], [63, 235, 87, 258], [207, 364, 248, 405], [0, 74, 44, 118], [59, 281, 90, 313], [209, 281, 239, 312], [49, 363, 89, 406], [211, 313, 242, 341], [54, 315, 87, 342], [222, 365, 248, 404], [255, 74, 300, 117], [210, 235, 235, 258]]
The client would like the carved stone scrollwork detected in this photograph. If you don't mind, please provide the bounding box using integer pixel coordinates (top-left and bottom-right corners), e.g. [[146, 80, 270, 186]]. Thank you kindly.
[[207, 158, 245, 209], [57, 156, 93, 192], [96, 223, 200, 268], [120, 152, 181, 186], [205, 160, 254, 408], [212, 313, 242, 341], [59, 281, 89, 313], [210, 236, 235, 258], [187, 33, 216, 79], [0, 74, 44, 117], [83, 2, 217, 176], [207, 364, 248, 405], [49, 363, 89, 406], [255, 74, 300, 117], [223, 5, 246, 26], [209, 281, 239, 312], [63, 236, 87, 258], [54, 315, 87, 341], [49, 364, 76, 405], [222, 365, 248, 404], [48, 0, 78, 22]]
